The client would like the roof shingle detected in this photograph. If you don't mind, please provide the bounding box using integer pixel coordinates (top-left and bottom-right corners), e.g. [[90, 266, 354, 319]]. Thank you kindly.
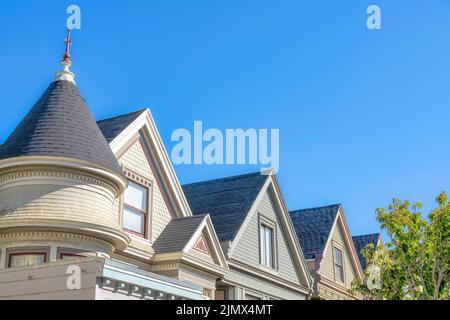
[[0, 80, 122, 174], [289, 204, 341, 260], [97, 109, 147, 143], [153, 215, 207, 253], [352, 233, 380, 269], [182, 172, 269, 242]]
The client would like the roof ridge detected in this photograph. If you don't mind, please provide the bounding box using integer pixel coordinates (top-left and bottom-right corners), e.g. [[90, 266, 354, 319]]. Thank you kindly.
[[97, 108, 147, 124], [182, 171, 265, 188], [171, 214, 207, 222], [353, 232, 380, 238], [290, 203, 341, 214]]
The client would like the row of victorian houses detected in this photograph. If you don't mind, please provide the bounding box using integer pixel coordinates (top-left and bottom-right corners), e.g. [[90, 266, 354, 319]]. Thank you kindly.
[[0, 40, 381, 300]]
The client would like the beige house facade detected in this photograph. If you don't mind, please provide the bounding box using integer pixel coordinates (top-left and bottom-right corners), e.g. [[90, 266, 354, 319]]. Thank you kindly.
[[183, 172, 313, 300], [290, 205, 364, 300]]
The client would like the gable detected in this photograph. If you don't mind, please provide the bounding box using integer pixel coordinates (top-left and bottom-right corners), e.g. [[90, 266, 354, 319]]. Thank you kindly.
[[119, 137, 174, 242], [320, 219, 358, 288], [182, 172, 269, 242], [153, 215, 228, 273], [193, 234, 210, 255], [187, 232, 216, 266], [98, 109, 147, 143], [105, 109, 193, 218], [231, 189, 302, 286]]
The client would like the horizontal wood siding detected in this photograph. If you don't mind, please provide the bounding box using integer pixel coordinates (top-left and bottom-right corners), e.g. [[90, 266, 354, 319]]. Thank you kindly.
[[232, 191, 301, 286]]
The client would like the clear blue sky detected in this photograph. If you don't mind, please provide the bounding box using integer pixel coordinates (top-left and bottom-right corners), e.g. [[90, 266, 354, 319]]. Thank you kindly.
[[1, 1, 449, 238]]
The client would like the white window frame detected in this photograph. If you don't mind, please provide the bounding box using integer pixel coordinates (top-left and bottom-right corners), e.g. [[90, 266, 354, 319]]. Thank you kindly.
[[122, 174, 151, 238], [333, 242, 345, 284], [259, 215, 277, 270]]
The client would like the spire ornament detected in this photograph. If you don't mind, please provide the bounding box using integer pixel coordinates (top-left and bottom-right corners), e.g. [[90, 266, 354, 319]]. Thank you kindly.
[[54, 29, 75, 83]]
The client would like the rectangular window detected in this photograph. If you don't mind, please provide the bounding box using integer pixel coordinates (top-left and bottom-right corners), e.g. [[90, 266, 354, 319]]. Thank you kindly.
[[60, 253, 84, 260], [260, 224, 274, 268], [334, 246, 344, 283], [8, 253, 46, 268], [123, 181, 148, 237]]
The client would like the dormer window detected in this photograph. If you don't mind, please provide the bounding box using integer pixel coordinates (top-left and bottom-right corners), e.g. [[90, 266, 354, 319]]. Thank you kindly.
[[123, 181, 148, 237], [333, 246, 344, 283], [260, 223, 275, 268]]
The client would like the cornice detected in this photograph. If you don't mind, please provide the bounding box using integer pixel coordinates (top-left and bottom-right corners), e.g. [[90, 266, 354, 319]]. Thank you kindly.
[[0, 156, 127, 193], [0, 230, 115, 253], [0, 169, 117, 195]]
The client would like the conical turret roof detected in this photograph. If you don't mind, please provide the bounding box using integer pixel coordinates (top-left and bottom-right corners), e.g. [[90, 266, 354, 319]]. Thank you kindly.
[[0, 80, 122, 174]]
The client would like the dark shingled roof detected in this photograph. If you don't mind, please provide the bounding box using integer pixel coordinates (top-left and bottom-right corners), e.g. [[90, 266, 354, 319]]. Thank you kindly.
[[289, 204, 341, 260], [182, 172, 269, 242], [0, 80, 122, 174], [97, 109, 147, 143], [352, 233, 380, 270], [153, 215, 207, 253]]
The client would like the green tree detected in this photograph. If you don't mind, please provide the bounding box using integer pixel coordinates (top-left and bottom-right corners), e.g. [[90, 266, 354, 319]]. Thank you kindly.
[[350, 192, 450, 300]]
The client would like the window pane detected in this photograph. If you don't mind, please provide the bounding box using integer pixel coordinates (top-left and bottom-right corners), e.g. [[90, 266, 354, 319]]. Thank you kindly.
[[9, 253, 46, 267], [260, 224, 274, 268], [335, 265, 344, 282], [124, 181, 147, 211], [260, 225, 266, 265], [123, 207, 145, 234], [334, 247, 344, 282], [265, 227, 273, 267], [334, 247, 343, 266]]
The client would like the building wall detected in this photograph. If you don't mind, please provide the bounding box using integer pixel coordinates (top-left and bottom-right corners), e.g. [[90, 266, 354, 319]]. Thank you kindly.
[[0, 168, 120, 231], [223, 267, 307, 300], [319, 221, 358, 294], [231, 191, 301, 286], [118, 138, 173, 244], [0, 259, 100, 300]]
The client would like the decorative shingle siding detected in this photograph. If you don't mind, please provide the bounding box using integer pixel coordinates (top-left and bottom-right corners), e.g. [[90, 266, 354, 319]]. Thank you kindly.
[[118, 139, 172, 243], [320, 223, 357, 288], [231, 212, 260, 266], [0, 169, 119, 230], [232, 191, 301, 285]]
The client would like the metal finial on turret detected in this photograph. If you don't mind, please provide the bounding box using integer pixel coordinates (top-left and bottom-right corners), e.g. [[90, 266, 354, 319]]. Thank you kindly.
[[54, 29, 75, 83]]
